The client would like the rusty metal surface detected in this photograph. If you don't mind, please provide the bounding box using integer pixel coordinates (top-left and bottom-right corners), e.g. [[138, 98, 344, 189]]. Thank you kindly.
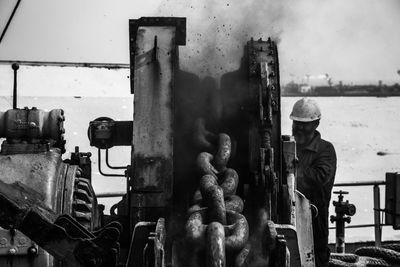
[[129, 17, 186, 94], [142, 218, 166, 267], [282, 136, 297, 225], [0, 132, 101, 265], [184, 131, 249, 266], [247, 39, 282, 223], [135, 45, 158, 70], [206, 222, 225, 267], [0, 108, 65, 153], [21, 212, 120, 267], [0, 233, 55, 267], [0, 159, 61, 219], [130, 20, 181, 220], [0, 193, 120, 267], [62, 164, 77, 215], [127, 221, 157, 266], [185, 208, 249, 266], [0, 227, 37, 256], [153, 218, 166, 267], [295, 191, 316, 266], [88, 119, 133, 149], [0, 149, 64, 212], [275, 224, 301, 266]]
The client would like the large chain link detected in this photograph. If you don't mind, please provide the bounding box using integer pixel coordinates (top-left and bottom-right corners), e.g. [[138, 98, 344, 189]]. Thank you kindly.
[[186, 133, 249, 266]]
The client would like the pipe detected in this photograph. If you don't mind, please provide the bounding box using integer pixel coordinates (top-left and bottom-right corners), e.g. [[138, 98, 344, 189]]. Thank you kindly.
[[329, 224, 389, 230], [335, 216, 346, 253], [97, 149, 126, 177], [105, 149, 127, 170], [12, 63, 19, 109], [334, 181, 385, 187]]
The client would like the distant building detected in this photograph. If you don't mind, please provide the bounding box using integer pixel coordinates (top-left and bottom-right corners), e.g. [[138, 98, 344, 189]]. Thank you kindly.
[[300, 85, 312, 93]]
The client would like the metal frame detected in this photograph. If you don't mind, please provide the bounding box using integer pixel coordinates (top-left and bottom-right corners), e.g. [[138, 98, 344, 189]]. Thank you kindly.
[[129, 17, 186, 94], [329, 181, 385, 246], [97, 180, 389, 247], [0, 60, 129, 69]]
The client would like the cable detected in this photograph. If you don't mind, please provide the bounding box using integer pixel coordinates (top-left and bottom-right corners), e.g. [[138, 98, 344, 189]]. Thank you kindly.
[[0, 0, 22, 44]]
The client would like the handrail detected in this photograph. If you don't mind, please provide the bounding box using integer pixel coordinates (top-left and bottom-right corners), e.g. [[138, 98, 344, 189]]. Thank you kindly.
[[334, 180, 385, 187], [96, 180, 388, 246], [330, 181, 385, 247], [0, 60, 130, 69]]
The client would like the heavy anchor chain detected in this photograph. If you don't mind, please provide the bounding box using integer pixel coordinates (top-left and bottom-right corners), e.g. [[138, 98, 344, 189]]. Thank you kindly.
[[186, 133, 249, 267]]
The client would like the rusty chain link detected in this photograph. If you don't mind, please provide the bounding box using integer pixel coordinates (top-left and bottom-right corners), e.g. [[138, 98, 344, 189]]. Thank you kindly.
[[186, 133, 249, 266]]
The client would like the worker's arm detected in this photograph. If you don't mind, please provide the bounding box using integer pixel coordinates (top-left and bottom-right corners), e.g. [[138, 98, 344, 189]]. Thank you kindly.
[[299, 143, 337, 194]]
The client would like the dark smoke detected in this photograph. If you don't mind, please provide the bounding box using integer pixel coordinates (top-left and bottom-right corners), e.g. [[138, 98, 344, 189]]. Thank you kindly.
[[154, 0, 290, 79], [153, 0, 400, 84], [152, 1, 292, 265]]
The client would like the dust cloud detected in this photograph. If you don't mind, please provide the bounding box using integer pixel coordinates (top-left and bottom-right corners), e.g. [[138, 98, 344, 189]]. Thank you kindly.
[[153, 0, 400, 84], [155, 0, 292, 79]]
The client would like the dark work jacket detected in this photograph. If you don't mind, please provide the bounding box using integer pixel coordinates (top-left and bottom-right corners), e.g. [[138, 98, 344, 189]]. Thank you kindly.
[[296, 131, 337, 266]]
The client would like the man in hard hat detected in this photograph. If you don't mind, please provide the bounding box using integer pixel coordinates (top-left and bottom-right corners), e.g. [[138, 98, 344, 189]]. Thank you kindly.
[[290, 98, 337, 267]]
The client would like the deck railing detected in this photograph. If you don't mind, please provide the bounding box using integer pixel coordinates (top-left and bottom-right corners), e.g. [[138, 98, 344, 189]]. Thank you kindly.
[[95, 181, 388, 246], [330, 181, 386, 246]]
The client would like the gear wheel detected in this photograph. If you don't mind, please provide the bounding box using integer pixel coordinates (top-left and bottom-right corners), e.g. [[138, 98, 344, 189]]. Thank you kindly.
[[71, 169, 99, 230]]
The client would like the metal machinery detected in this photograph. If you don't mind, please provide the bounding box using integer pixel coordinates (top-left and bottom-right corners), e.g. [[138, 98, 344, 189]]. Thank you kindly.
[[330, 191, 356, 254], [0, 17, 315, 266]]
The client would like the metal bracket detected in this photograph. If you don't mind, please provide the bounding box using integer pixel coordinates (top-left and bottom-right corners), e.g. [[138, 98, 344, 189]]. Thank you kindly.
[[129, 17, 186, 94], [129, 17, 186, 46], [127, 218, 165, 267]]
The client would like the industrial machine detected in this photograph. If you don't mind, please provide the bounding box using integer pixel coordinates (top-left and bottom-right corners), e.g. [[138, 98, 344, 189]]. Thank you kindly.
[[330, 191, 356, 254], [0, 17, 315, 266]]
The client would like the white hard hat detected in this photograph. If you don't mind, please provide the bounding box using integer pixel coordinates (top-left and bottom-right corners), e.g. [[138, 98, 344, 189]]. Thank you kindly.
[[289, 98, 321, 122]]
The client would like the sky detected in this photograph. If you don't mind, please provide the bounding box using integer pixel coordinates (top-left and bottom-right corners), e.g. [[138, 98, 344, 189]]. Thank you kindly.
[[0, 0, 400, 86]]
